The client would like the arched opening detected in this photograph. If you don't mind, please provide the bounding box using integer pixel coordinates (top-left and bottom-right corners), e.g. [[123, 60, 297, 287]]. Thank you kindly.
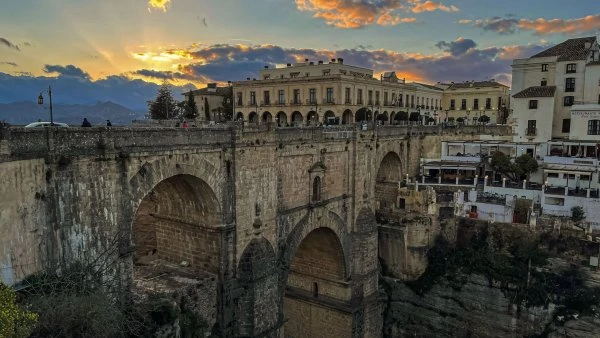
[[355, 107, 370, 123], [236, 238, 278, 336], [312, 176, 321, 202], [276, 111, 288, 127], [235, 112, 244, 122], [377, 111, 389, 125], [323, 110, 337, 125], [291, 111, 303, 127], [132, 174, 222, 273], [262, 111, 273, 123], [284, 227, 348, 337], [306, 111, 319, 126], [390, 111, 396, 125], [248, 111, 258, 124], [342, 109, 353, 125], [375, 152, 403, 219]]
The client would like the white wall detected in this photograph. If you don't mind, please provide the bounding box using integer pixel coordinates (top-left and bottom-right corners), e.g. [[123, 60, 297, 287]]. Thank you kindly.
[[512, 96, 555, 142]]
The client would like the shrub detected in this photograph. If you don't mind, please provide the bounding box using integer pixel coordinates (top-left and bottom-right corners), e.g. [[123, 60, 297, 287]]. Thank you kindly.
[[0, 283, 37, 338]]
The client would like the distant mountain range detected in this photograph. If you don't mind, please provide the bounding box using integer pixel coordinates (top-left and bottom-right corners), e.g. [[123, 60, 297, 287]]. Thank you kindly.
[[0, 101, 147, 126]]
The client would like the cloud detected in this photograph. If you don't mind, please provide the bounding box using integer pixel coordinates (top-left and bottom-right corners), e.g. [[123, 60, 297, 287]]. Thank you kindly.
[[132, 69, 208, 82], [153, 40, 549, 86], [148, 0, 171, 11], [411, 1, 458, 13], [0, 37, 20, 51], [460, 14, 600, 36], [43, 64, 90, 79], [0, 61, 18, 67], [295, 0, 458, 29], [435, 37, 477, 56]]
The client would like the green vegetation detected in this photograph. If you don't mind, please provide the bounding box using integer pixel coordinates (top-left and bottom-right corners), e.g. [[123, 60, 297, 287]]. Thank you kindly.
[[405, 221, 600, 336], [490, 152, 538, 181], [571, 206, 585, 223], [0, 283, 37, 338], [478, 115, 490, 124], [183, 93, 199, 120], [148, 80, 177, 120]]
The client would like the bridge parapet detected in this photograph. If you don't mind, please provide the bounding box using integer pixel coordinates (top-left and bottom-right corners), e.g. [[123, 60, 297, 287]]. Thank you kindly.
[[0, 124, 512, 160]]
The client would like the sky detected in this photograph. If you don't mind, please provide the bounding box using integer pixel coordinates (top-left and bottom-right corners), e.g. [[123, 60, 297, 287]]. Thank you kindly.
[[0, 0, 599, 110]]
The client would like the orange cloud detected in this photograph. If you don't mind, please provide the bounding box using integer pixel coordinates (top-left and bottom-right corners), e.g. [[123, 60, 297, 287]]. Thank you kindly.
[[295, 0, 454, 29], [460, 14, 600, 36], [411, 1, 458, 13], [148, 0, 171, 12]]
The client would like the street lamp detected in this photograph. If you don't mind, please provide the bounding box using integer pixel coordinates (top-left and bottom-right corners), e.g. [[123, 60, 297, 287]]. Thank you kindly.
[[37, 85, 54, 126]]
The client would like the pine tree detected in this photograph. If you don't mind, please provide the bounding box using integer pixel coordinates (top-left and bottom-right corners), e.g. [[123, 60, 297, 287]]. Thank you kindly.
[[148, 81, 176, 120], [183, 92, 199, 120]]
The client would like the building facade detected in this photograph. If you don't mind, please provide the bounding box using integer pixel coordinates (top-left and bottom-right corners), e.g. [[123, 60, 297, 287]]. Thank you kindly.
[[184, 83, 231, 122], [438, 81, 510, 124]]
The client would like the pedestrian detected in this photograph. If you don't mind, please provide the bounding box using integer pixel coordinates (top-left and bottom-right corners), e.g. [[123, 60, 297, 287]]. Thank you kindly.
[[106, 120, 112, 127], [182, 120, 189, 129], [81, 118, 92, 127]]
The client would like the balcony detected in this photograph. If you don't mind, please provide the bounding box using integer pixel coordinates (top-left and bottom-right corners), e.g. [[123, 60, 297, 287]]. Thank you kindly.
[[290, 99, 302, 105], [543, 156, 597, 166], [440, 155, 482, 163], [322, 98, 336, 104], [236, 101, 243, 107], [525, 127, 537, 137], [306, 99, 317, 105], [274, 100, 287, 106], [260, 100, 271, 106], [247, 101, 257, 106]]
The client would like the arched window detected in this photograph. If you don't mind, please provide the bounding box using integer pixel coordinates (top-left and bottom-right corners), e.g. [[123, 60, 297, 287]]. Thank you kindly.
[[312, 176, 321, 202]]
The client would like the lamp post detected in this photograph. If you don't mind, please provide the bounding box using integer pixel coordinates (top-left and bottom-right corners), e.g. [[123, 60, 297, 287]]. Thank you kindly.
[[466, 109, 471, 126], [37, 85, 54, 126]]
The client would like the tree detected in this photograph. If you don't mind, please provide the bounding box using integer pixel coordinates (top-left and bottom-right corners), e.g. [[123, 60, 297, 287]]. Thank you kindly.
[[221, 88, 233, 121], [409, 112, 421, 122], [396, 111, 408, 121], [571, 206, 585, 223], [456, 117, 465, 124], [490, 152, 538, 181], [183, 93, 199, 120], [203, 98, 210, 121], [148, 81, 177, 120], [0, 283, 37, 338], [478, 115, 490, 124]]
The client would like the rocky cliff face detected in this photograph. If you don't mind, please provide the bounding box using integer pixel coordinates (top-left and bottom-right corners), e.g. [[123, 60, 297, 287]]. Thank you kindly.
[[382, 274, 600, 338]]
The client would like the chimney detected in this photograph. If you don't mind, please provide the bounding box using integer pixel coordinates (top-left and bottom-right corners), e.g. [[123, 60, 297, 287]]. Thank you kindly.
[[337, 58, 344, 64], [305, 58, 309, 63], [246, 77, 250, 80]]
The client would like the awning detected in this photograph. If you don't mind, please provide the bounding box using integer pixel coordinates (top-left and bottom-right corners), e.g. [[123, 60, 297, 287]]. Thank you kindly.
[[544, 164, 597, 173], [423, 161, 480, 171]]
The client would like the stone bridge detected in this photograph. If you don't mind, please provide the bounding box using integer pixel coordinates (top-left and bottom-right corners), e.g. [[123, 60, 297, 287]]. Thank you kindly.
[[0, 124, 509, 337]]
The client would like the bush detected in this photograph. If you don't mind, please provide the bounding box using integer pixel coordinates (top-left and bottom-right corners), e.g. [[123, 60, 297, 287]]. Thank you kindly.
[[0, 283, 37, 338], [571, 206, 585, 223]]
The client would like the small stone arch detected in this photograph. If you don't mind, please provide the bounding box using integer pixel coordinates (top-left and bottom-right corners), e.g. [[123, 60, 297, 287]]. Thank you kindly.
[[342, 109, 353, 124], [375, 152, 403, 217], [390, 111, 396, 124], [306, 111, 318, 125], [377, 111, 389, 125], [276, 111, 287, 126], [323, 110, 336, 125], [235, 112, 244, 122], [262, 111, 273, 123], [236, 238, 279, 336], [291, 111, 303, 126], [248, 111, 258, 124], [355, 107, 370, 122]]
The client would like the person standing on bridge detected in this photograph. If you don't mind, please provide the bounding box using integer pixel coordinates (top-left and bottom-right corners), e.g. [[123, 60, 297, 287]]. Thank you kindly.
[[182, 120, 189, 129], [81, 118, 92, 127], [106, 120, 112, 127]]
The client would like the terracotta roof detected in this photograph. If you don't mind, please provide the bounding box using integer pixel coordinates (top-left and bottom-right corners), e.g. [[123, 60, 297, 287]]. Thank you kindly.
[[512, 86, 556, 98], [531, 37, 596, 61], [446, 81, 508, 90]]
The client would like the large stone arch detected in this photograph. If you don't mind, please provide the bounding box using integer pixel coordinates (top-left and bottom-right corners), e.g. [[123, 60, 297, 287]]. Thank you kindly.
[[236, 238, 279, 337], [342, 109, 353, 124], [128, 157, 225, 273], [375, 152, 403, 218]]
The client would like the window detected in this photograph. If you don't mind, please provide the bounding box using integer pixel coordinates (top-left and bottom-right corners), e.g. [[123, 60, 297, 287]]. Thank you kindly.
[[250, 91, 256, 105], [485, 98, 491, 109], [563, 96, 574, 106], [357, 89, 363, 105], [263, 74, 270, 80], [565, 78, 575, 92], [547, 172, 559, 178], [588, 120, 600, 135], [398, 198, 406, 209], [541, 79, 547, 86], [326, 87, 334, 103], [290, 72, 299, 78], [312, 177, 321, 202], [566, 63, 577, 73], [236, 92, 243, 106], [529, 100, 538, 109], [368, 90, 373, 105], [568, 174, 576, 180], [278, 90, 285, 104], [461, 99, 467, 110], [450, 99, 456, 110], [322, 70, 330, 76], [527, 120, 536, 135], [375, 91, 380, 105], [581, 175, 591, 181], [411, 95, 414, 108], [263, 91, 270, 105], [562, 119, 571, 133], [312, 282, 318, 298], [541, 64, 548, 72], [309, 88, 316, 104], [598, 94, 600, 105], [293, 89, 300, 104], [305, 72, 310, 77], [345, 87, 351, 104], [398, 94, 403, 107], [473, 98, 479, 110], [384, 92, 389, 105]]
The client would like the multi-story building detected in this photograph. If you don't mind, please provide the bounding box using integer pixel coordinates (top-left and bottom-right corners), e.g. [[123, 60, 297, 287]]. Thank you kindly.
[[409, 82, 444, 124], [233, 59, 448, 126], [438, 81, 510, 124], [511, 36, 600, 142], [184, 83, 231, 122]]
